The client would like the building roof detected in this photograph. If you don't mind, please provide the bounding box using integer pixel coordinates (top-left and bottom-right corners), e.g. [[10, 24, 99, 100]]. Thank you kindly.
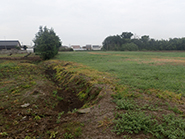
[[0, 40, 21, 46], [71, 45, 81, 49]]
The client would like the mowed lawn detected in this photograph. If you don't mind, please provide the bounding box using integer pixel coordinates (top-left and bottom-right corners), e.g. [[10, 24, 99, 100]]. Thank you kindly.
[[55, 51, 185, 95]]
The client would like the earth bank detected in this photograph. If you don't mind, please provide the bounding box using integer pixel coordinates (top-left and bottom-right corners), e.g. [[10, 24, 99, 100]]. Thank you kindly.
[[0, 58, 118, 139]]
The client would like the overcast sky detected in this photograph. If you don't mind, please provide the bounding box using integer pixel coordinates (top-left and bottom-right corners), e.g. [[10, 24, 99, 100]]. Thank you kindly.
[[1, 0, 185, 46]]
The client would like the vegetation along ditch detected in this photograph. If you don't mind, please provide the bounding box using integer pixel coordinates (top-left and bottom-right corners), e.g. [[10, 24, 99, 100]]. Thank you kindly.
[[44, 60, 105, 112], [0, 58, 113, 138]]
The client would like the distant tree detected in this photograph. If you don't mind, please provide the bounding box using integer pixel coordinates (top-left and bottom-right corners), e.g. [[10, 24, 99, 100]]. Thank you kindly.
[[149, 39, 156, 50], [33, 26, 61, 60], [103, 32, 185, 51], [141, 35, 150, 43], [102, 35, 123, 50], [121, 32, 133, 39], [121, 43, 138, 51]]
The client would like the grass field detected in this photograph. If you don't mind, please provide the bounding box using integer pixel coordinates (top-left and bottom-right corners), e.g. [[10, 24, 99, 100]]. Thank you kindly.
[[56, 51, 185, 95]]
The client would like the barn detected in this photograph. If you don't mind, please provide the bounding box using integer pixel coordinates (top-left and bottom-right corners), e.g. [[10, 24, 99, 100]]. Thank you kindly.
[[0, 40, 21, 50]]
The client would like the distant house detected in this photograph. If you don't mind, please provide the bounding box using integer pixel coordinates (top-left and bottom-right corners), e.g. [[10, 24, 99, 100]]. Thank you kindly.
[[71, 45, 82, 51], [82, 46, 87, 50], [26, 47, 34, 53], [59, 45, 73, 51], [91, 45, 102, 50], [61, 45, 69, 49], [86, 45, 92, 50], [59, 45, 68, 51], [70, 44, 102, 51], [0, 40, 21, 50]]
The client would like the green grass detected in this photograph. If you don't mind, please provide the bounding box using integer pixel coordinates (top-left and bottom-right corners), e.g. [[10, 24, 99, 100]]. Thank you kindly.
[[113, 111, 185, 139], [55, 51, 185, 95]]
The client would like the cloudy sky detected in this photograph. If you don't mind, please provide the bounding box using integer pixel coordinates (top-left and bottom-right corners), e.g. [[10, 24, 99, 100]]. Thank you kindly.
[[1, 0, 185, 46]]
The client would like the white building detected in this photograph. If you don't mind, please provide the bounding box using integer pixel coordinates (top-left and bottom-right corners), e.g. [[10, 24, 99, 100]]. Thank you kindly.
[[91, 45, 102, 50], [27, 47, 34, 53]]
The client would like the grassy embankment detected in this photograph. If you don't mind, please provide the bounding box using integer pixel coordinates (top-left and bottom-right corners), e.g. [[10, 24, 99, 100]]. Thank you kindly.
[[0, 54, 111, 138], [55, 51, 185, 139]]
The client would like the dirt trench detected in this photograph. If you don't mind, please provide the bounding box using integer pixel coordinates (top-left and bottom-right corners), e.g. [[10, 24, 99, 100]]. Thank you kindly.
[[44, 65, 102, 113], [42, 64, 121, 139]]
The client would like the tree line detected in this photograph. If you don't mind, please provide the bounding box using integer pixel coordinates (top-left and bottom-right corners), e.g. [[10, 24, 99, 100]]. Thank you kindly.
[[33, 27, 185, 60], [102, 32, 185, 51]]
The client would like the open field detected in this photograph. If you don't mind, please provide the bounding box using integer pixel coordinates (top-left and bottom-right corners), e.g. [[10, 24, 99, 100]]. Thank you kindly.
[[1, 52, 185, 138], [56, 51, 185, 95]]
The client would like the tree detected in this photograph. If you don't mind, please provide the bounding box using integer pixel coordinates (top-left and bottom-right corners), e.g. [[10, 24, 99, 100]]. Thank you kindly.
[[121, 32, 133, 39], [121, 43, 138, 51], [33, 26, 61, 60], [141, 35, 150, 43], [102, 35, 123, 50]]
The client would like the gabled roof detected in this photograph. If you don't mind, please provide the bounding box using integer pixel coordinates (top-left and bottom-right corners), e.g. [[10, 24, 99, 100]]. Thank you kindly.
[[0, 40, 21, 46]]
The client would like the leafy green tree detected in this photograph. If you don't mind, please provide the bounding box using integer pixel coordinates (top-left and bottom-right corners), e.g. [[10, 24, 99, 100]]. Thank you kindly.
[[33, 26, 61, 60]]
